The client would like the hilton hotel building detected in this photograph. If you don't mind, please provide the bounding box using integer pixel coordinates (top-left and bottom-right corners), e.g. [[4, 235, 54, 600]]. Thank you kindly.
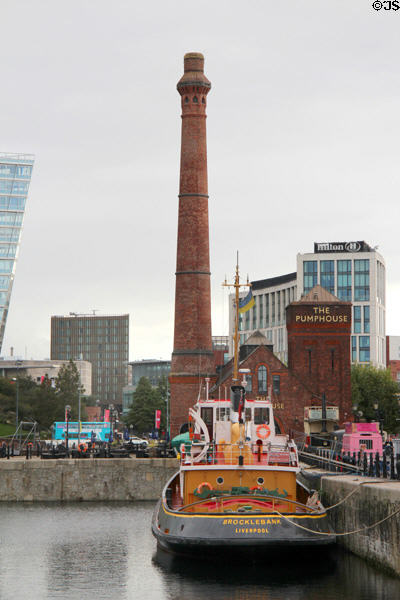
[[229, 241, 386, 368]]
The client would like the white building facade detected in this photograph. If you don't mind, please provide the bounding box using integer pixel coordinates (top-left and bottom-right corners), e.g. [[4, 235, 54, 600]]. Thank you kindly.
[[229, 241, 386, 368]]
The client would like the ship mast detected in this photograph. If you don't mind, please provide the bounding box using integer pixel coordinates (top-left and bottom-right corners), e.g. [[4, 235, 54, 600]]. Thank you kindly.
[[223, 253, 251, 384]]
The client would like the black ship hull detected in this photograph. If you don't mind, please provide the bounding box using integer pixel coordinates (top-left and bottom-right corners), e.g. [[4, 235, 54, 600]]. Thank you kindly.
[[152, 495, 336, 558]]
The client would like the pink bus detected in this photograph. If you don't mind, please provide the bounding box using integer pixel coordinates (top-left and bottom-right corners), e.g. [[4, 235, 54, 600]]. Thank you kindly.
[[342, 422, 383, 457]]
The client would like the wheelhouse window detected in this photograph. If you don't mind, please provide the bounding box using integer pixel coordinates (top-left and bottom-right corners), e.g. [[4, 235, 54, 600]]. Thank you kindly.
[[254, 407, 269, 425], [257, 365, 267, 394]]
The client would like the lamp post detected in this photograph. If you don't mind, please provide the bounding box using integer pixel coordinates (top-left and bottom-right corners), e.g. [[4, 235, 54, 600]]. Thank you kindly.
[[65, 405, 72, 454], [165, 379, 170, 442], [373, 401, 384, 436], [352, 404, 363, 423], [109, 403, 114, 443]]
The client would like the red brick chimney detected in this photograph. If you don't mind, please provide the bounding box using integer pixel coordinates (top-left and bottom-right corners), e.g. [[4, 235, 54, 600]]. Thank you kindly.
[[170, 53, 216, 436]]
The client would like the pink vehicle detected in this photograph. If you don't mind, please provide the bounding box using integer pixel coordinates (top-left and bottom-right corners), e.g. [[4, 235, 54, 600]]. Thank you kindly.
[[342, 422, 383, 457]]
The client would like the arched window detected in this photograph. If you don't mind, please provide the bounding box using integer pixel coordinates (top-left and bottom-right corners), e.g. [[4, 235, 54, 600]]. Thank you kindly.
[[193, 96, 199, 103], [202, 97, 206, 104], [257, 365, 267, 394], [184, 97, 189, 103]]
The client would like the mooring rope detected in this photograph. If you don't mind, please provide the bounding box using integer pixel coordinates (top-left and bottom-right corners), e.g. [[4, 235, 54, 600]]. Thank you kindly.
[[275, 504, 400, 537], [324, 479, 396, 511], [276, 480, 400, 537]]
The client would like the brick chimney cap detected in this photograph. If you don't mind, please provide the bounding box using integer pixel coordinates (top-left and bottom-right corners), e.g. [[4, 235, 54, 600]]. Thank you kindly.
[[184, 52, 205, 73]]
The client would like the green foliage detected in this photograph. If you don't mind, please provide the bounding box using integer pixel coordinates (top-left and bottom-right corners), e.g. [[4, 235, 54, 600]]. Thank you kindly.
[[351, 364, 400, 433], [124, 376, 167, 435], [0, 360, 88, 433], [55, 360, 87, 422], [0, 423, 16, 436]]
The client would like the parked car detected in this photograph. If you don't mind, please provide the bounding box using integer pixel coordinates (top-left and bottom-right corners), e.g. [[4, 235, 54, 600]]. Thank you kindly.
[[128, 436, 148, 449]]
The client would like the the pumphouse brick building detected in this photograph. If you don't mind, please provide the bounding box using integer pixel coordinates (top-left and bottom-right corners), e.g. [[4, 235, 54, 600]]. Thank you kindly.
[[212, 286, 352, 434]]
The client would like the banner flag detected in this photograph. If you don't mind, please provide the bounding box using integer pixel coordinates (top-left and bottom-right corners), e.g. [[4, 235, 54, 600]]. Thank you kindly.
[[239, 289, 255, 313]]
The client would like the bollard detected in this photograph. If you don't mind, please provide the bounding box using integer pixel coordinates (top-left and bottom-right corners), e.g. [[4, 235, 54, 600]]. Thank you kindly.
[[375, 452, 380, 478], [391, 454, 396, 480], [7, 445, 10, 460], [352, 452, 356, 466], [363, 453, 368, 476], [383, 455, 387, 479], [368, 453, 374, 477], [396, 460, 400, 481]]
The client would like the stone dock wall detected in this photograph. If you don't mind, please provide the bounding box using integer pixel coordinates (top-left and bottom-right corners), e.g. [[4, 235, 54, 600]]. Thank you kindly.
[[321, 475, 400, 576], [0, 458, 178, 502]]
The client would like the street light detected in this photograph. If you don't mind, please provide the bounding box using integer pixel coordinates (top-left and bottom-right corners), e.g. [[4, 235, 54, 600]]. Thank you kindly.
[[373, 401, 383, 436], [65, 405, 72, 453]]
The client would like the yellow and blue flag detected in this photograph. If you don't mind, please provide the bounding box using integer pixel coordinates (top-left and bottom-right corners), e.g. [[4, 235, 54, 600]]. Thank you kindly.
[[239, 289, 255, 313]]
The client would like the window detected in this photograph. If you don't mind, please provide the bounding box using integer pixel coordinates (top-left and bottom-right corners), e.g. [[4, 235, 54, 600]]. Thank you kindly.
[[354, 306, 361, 333], [271, 293, 275, 325], [359, 336, 370, 362], [258, 296, 263, 328], [272, 375, 280, 395], [337, 260, 352, 301], [245, 308, 250, 330], [265, 294, 269, 327], [254, 407, 269, 425], [246, 375, 252, 393], [320, 260, 335, 294], [363, 305, 370, 333], [304, 261, 318, 294], [351, 336, 357, 362], [257, 365, 268, 394], [354, 259, 370, 301]]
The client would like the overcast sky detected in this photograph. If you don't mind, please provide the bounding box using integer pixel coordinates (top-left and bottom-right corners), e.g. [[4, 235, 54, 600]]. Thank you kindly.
[[1, 0, 399, 361]]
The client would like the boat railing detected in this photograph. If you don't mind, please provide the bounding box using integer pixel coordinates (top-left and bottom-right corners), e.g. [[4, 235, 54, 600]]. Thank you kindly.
[[174, 493, 322, 515], [180, 441, 299, 467]]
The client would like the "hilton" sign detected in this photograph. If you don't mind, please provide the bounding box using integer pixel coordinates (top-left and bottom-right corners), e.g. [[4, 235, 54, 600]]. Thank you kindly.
[[314, 241, 371, 254]]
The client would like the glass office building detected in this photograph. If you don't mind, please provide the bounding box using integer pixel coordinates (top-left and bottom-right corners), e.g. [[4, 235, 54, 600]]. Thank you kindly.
[[0, 153, 34, 353]]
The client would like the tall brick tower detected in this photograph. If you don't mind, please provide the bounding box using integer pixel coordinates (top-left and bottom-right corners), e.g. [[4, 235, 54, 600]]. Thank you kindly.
[[170, 53, 216, 436]]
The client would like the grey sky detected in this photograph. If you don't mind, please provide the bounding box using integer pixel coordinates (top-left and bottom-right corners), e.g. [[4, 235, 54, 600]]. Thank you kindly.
[[1, 0, 399, 360]]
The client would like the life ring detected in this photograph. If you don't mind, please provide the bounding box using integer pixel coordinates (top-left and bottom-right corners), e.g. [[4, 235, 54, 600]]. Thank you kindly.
[[256, 424, 270, 439], [79, 443, 87, 453], [180, 443, 186, 460], [196, 481, 213, 495], [250, 485, 263, 491], [188, 414, 193, 440]]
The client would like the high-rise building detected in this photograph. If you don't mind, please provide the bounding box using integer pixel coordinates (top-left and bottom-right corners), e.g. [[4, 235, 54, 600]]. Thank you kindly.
[[0, 153, 34, 353], [50, 313, 129, 406], [229, 241, 386, 368]]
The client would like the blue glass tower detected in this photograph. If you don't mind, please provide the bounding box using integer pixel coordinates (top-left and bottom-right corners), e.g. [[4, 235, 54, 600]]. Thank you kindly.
[[0, 153, 34, 352]]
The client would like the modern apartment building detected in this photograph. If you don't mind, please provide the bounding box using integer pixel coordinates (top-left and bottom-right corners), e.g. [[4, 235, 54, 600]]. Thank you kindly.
[[50, 313, 129, 406], [122, 359, 171, 415], [229, 241, 386, 368], [0, 153, 34, 353]]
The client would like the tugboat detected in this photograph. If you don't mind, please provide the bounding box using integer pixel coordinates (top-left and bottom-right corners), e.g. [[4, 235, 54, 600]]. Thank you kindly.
[[152, 265, 336, 556]]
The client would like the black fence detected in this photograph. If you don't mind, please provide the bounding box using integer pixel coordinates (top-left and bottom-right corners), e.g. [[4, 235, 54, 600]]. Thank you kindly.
[[299, 446, 400, 480]]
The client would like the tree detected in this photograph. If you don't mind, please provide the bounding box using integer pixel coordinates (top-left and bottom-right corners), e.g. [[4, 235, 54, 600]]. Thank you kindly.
[[124, 376, 167, 435], [55, 360, 86, 421], [351, 364, 400, 433]]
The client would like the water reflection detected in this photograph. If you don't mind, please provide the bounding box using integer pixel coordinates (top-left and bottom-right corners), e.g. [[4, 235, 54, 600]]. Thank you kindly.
[[0, 502, 398, 600], [153, 545, 400, 600]]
